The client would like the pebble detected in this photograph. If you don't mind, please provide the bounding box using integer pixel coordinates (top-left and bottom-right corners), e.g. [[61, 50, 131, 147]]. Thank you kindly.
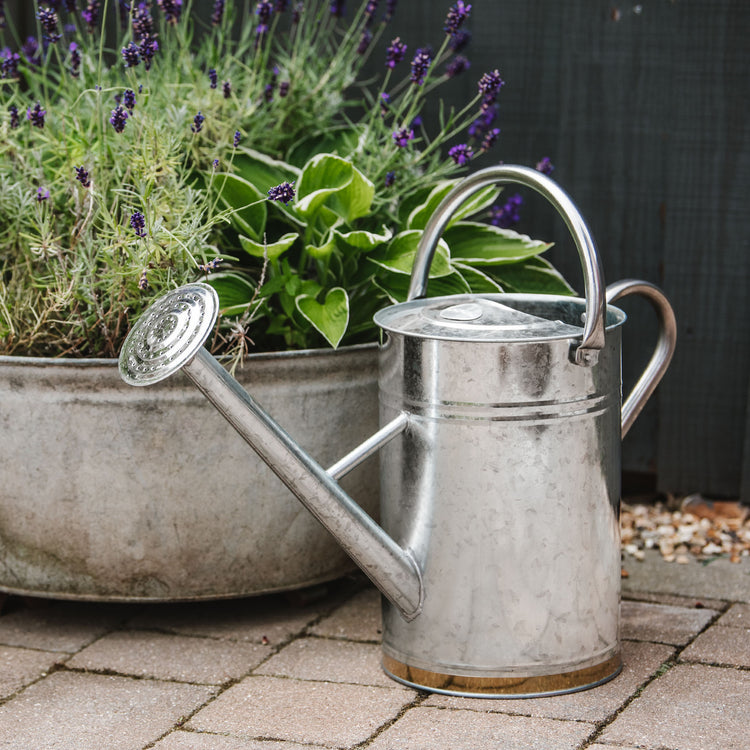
[[621, 500, 750, 564]]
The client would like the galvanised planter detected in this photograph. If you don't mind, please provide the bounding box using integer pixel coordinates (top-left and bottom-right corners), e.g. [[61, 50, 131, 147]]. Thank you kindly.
[[0, 344, 378, 601]]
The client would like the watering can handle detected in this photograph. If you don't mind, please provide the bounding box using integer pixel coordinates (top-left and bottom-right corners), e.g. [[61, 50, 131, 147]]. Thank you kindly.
[[407, 164, 606, 366], [606, 280, 677, 438]]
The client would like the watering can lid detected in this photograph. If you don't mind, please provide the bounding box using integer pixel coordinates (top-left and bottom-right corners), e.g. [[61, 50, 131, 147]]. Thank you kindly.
[[374, 294, 585, 343]]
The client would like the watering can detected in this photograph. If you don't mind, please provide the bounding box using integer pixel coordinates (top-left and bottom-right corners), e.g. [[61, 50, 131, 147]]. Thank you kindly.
[[119, 165, 676, 698]]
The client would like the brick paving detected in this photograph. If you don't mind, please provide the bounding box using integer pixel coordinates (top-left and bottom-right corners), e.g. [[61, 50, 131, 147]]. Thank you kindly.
[[0, 553, 747, 749]]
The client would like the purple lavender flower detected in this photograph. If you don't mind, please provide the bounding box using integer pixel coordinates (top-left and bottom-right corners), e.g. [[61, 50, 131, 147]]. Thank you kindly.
[[386, 37, 407, 69], [449, 29, 471, 52], [448, 143, 473, 166], [410, 48, 432, 86], [233, 130, 241, 147], [121, 41, 140, 67], [480, 127, 500, 152], [222, 80, 231, 98], [212, 158, 219, 169], [65, 0, 78, 12], [468, 104, 496, 137], [123, 89, 136, 110], [384, 0, 397, 22], [444, 1, 471, 35], [132, 3, 154, 40], [191, 111, 205, 133], [138, 269, 149, 289], [478, 69, 504, 109], [109, 105, 128, 133], [198, 258, 223, 273], [157, 0, 182, 25], [275, 0, 288, 11], [8, 104, 19, 129], [490, 194, 523, 228], [38, 7, 62, 42], [411, 115, 422, 128], [385, 171, 396, 187], [264, 82, 274, 102], [208, 68, 218, 88], [329, 0, 345, 17], [139, 36, 158, 70], [130, 210, 147, 237], [279, 80, 289, 97], [267, 181, 296, 204], [256, 1, 273, 35], [75, 165, 91, 187], [445, 54, 470, 78], [0, 50, 20, 80], [26, 102, 46, 128], [292, 1, 302, 24], [364, 0, 377, 26], [357, 29, 372, 54], [36, 187, 50, 202], [211, 0, 225, 25], [81, 1, 101, 32], [68, 42, 81, 77], [535, 157, 554, 175], [0, 1, 5, 30], [392, 127, 414, 148], [21, 37, 40, 67]]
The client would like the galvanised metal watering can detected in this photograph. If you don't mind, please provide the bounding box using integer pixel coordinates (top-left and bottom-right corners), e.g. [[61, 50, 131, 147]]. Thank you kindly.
[[119, 165, 676, 698]]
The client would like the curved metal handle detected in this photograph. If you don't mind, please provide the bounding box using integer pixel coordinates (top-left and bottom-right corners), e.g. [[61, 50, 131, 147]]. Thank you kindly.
[[407, 164, 606, 366], [606, 279, 677, 438]]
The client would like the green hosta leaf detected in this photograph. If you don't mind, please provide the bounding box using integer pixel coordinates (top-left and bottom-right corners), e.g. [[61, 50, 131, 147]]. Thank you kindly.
[[295, 154, 374, 223], [232, 148, 299, 193], [287, 127, 362, 168], [239, 232, 298, 261], [453, 263, 505, 293], [373, 271, 471, 304], [206, 271, 259, 316], [490, 256, 577, 295], [307, 231, 338, 259], [334, 227, 393, 251], [369, 230, 452, 277], [444, 222, 553, 265], [214, 173, 266, 241], [406, 182, 502, 230], [295, 287, 350, 348]]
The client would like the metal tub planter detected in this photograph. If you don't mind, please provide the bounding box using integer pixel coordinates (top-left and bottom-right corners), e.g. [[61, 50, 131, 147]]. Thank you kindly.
[[0, 344, 378, 601]]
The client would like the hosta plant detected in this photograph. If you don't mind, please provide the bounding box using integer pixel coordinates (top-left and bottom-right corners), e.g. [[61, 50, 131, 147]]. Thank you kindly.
[[0, 0, 572, 361]]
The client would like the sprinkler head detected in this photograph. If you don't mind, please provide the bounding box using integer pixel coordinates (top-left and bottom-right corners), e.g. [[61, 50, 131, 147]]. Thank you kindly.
[[119, 283, 219, 386]]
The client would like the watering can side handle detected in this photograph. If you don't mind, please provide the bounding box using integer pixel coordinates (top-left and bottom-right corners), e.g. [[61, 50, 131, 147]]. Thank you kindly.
[[606, 280, 677, 438], [407, 164, 606, 366]]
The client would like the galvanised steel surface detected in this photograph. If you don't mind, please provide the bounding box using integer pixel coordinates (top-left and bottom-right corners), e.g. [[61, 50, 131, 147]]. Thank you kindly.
[[118, 165, 676, 697]]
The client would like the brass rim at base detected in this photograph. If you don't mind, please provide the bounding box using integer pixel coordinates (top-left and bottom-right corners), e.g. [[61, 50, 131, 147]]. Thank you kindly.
[[382, 653, 622, 699]]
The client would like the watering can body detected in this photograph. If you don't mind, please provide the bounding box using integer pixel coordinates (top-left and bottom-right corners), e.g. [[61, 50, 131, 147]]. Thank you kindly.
[[375, 294, 626, 695], [118, 165, 676, 699]]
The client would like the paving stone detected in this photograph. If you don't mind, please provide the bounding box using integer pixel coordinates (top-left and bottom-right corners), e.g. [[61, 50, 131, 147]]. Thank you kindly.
[[309, 586, 382, 642], [718, 602, 750, 628], [255, 636, 403, 689], [587, 745, 642, 749], [188, 675, 413, 747], [367, 705, 594, 750], [0, 601, 128, 652], [599, 663, 750, 750], [152, 731, 328, 749], [620, 599, 717, 645], [623, 590, 728, 611], [680, 625, 750, 668], [0, 671, 215, 750], [622, 549, 750, 602], [128, 594, 322, 646], [0, 645, 62, 699], [424, 640, 674, 723], [67, 629, 270, 684]]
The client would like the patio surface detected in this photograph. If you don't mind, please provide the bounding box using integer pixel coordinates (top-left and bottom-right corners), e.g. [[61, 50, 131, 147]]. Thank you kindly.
[[0, 547, 748, 749]]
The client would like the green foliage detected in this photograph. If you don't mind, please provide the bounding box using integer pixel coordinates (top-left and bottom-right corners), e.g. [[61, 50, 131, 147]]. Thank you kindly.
[[0, 0, 571, 358]]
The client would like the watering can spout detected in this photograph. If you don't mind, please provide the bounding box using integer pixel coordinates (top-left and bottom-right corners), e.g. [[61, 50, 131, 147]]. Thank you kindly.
[[118, 284, 423, 620]]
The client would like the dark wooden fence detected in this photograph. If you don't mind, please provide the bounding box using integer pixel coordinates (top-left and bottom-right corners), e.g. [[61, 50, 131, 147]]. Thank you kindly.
[[6, 0, 748, 498], [391, 0, 748, 499]]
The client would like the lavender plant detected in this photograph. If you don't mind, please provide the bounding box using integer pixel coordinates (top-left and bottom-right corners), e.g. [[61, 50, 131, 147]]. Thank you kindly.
[[0, 0, 572, 358]]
